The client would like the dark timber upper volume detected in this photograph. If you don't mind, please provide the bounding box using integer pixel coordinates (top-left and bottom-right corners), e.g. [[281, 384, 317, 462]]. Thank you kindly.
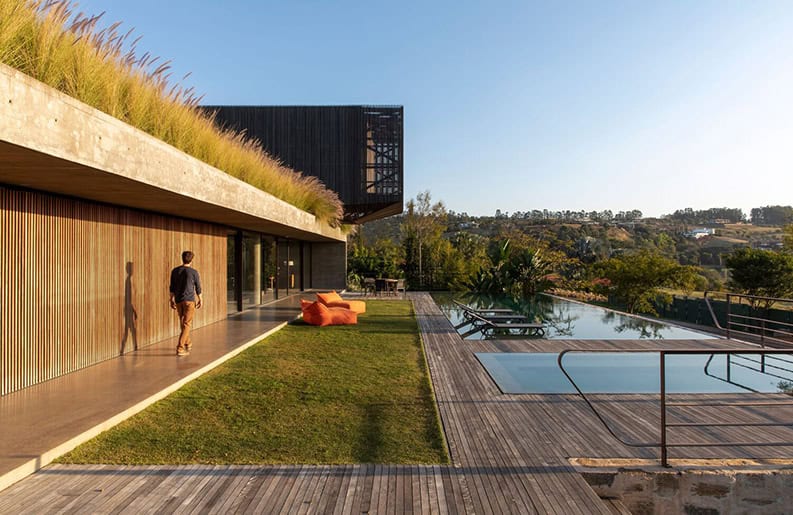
[[205, 105, 404, 223]]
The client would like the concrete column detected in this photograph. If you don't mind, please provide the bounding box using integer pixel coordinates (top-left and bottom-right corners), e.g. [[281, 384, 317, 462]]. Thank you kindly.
[[310, 241, 347, 290]]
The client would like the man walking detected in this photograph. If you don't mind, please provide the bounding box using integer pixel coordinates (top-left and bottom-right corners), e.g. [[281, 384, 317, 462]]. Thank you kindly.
[[169, 250, 203, 356]]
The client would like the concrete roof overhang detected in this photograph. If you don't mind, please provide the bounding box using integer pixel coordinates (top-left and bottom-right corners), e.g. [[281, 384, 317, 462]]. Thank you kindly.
[[0, 63, 345, 243], [349, 202, 403, 224]]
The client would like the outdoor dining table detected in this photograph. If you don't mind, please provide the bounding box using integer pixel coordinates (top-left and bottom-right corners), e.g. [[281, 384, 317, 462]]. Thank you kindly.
[[375, 278, 398, 295]]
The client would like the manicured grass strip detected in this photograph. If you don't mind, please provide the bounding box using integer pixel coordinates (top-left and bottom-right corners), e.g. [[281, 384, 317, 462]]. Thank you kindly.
[[58, 301, 449, 465]]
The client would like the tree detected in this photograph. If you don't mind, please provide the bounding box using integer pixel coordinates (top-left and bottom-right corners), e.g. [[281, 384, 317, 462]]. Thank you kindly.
[[507, 247, 558, 297], [595, 250, 699, 314], [667, 207, 745, 224], [750, 206, 793, 226], [784, 224, 793, 253], [401, 191, 475, 290], [401, 191, 447, 289], [467, 234, 568, 298], [347, 236, 404, 287], [724, 248, 793, 302], [450, 232, 490, 283], [467, 240, 512, 294]]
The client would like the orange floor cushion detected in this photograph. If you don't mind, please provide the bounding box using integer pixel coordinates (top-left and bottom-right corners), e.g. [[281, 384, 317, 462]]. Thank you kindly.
[[316, 291, 366, 314], [316, 291, 343, 304], [301, 299, 331, 326], [301, 299, 357, 326], [327, 306, 358, 325]]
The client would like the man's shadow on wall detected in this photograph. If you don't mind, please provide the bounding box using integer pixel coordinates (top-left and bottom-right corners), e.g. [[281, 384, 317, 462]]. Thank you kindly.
[[120, 261, 139, 354]]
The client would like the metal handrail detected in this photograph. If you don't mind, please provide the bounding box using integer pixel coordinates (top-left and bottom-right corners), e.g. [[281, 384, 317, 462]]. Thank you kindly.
[[704, 353, 793, 392], [558, 348, 793, 467], [703, 291, 793, 346], [702, 354, 760, 393], [556, 350, 661, 450]]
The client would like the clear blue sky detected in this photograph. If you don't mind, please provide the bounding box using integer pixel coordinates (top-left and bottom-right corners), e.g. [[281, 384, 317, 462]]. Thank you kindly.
[[76, 1, 793, 218]]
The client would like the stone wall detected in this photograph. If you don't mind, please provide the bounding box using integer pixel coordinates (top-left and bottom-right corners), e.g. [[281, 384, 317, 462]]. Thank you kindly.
[[579, 465, 793, 514]]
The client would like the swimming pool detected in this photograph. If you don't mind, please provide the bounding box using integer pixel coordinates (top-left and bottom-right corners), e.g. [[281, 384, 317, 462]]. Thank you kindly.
[[433, 293, 713, 340], [476, 352, 793, 394]]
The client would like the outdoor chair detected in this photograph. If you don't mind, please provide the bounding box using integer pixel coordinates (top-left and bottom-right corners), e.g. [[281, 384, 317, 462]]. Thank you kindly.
[[363, 277, 376, 296], [396, 279, 406, 298]]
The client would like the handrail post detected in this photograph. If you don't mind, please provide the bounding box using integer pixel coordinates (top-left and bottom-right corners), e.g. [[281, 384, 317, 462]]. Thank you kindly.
[[726, 294, 731, 340], [660, 351, 669, 467], [727, 353, 731, 383], [761, 318, 765, 346]]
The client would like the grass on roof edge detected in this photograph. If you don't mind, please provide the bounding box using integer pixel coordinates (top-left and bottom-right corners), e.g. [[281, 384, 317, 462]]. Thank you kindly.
[[0, 0, 343, 225]]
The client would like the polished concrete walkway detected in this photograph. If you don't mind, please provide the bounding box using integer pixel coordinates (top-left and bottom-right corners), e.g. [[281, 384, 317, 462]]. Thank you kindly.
[[0, 295, 306, 492]]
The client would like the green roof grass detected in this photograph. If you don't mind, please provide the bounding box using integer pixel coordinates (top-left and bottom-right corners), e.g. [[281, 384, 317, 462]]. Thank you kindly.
[[0, 0, 343, 225]]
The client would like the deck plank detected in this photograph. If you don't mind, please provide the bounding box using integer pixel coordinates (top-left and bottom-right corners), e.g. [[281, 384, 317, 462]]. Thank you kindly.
[[207, 466, 254, 514]]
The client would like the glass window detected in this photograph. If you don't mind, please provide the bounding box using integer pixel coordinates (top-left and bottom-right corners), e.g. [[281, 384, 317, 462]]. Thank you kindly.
[[276, 240, 290, 297], [241, 232, 260, 309], [227, 232, 238, 314], [261, 236, 277, 302]]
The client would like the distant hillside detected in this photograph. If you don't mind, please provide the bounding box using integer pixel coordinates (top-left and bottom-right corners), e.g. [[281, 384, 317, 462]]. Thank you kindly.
[[606, 227, 632, 242], [357, 209, 788, 273]]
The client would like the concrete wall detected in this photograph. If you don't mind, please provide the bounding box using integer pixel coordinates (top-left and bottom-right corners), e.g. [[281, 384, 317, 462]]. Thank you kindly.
[[310, 242, 347, 291], [0, 62, 344, 243]]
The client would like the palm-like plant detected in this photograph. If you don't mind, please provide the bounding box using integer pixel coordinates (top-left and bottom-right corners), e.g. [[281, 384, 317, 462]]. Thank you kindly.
[[507, 248, 555, 297]]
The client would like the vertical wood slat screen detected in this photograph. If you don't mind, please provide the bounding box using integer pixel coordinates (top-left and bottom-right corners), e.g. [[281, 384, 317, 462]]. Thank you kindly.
[[1, 186, 227, 396]]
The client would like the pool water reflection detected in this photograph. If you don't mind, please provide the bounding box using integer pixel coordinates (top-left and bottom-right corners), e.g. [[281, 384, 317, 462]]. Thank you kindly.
[[432, 292, 713, 340], [476, 352, 793, 394]]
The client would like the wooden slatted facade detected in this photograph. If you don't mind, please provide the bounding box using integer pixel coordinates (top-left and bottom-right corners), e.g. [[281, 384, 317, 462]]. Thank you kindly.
[[206, 105, 404, 223], [0, 185, 227, 396]]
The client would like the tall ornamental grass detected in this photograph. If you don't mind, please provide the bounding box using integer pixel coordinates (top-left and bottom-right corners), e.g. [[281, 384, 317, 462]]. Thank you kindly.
[[0, 0, 343, 225]]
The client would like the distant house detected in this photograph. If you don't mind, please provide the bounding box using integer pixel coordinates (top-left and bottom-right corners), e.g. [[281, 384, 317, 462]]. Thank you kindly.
[[685, 228, 716, 239], [704, 220, 727, 228], [457, 221, 480, 230], [753, 241, 784, 250]]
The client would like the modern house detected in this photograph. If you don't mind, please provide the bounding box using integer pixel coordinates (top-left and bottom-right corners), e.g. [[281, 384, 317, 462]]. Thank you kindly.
[[0, 63, 403, 396]]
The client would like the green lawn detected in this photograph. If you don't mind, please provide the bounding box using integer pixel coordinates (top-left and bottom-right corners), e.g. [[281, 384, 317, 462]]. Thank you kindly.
[[59, 300, 448, 465]]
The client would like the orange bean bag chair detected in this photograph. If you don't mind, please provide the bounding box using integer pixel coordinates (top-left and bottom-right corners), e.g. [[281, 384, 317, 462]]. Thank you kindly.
[[301, 299, 358, 326], [316, 291, 366, 314]]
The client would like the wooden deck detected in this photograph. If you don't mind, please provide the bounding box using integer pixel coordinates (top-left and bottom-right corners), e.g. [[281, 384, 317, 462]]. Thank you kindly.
[[2, 292, 793, 513]]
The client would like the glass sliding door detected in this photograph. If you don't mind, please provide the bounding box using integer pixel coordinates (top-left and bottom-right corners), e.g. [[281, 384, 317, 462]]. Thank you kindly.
[[241, 232, 261, 309], [261, 236, 277, 302], [227, 231, 239, 314], [229, 232, 294, 312], [289, 240, 302, 291], [276, 239, 290, 297]]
